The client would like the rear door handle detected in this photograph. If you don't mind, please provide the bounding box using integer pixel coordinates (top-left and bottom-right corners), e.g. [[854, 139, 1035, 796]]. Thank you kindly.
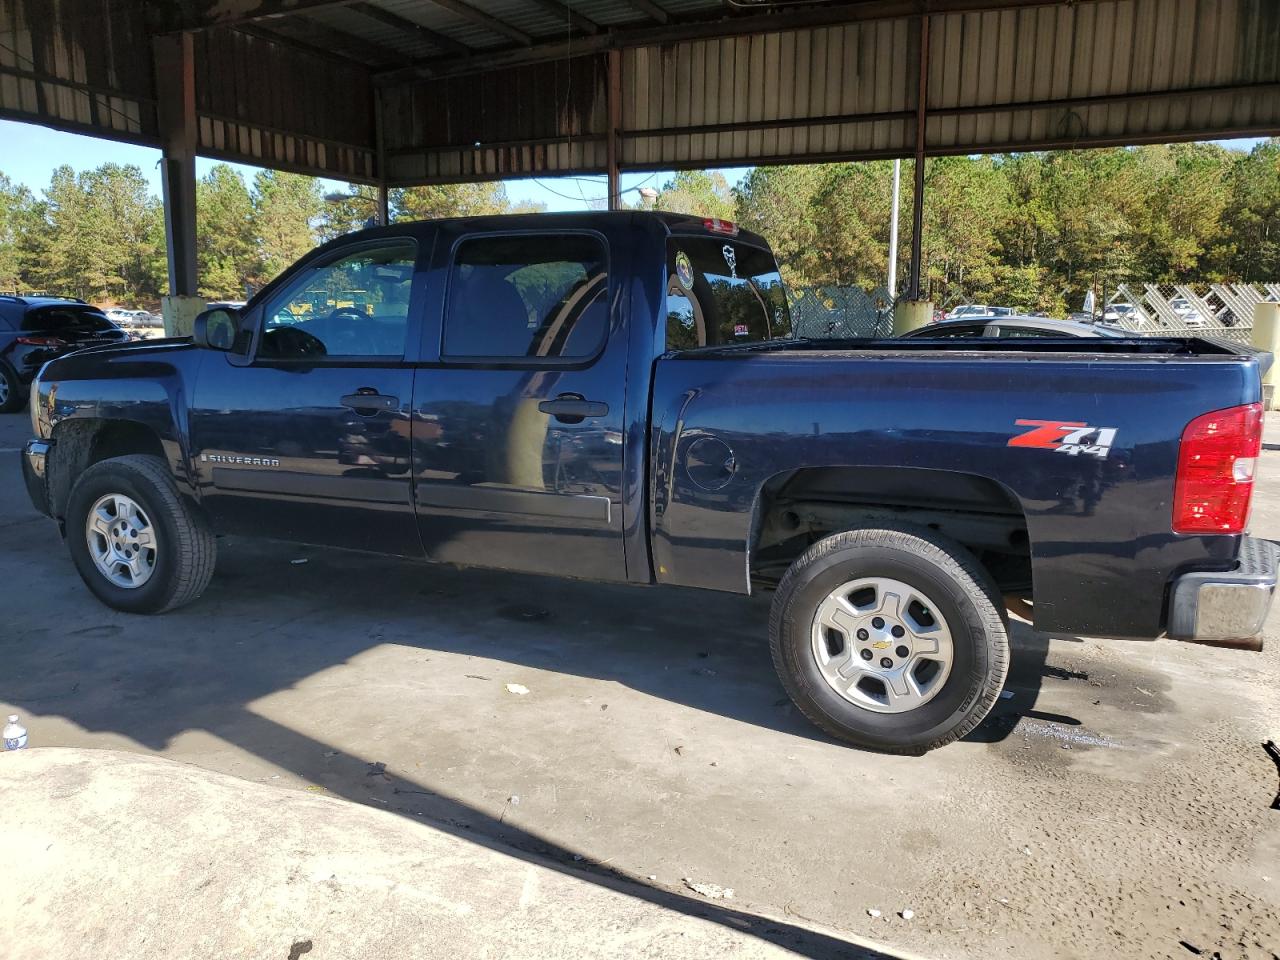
[[538, 394, 609, 424], [341, 390, 398, 414]]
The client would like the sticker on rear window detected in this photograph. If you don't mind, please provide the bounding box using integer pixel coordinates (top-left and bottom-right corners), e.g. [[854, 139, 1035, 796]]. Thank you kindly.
[[675, 251, 694, 288], [722, 244, 738, 279]]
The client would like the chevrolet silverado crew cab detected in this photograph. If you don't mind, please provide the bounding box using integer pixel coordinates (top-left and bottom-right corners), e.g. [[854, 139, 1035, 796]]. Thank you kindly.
[[20, 212, 1278, 753]]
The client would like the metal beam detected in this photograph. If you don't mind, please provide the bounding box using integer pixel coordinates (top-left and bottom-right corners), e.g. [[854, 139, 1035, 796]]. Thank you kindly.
[[617, 81, 1280, 140], [522, 0, 599, 35], [234, 23, 368, 67], [618, 0, 669, 24], [275, 15, 410, 66], [158, 0, 360, 29], [607, 48, 621, 210], [152, 32, 198, 299], [907, 13, 929, 303], [348, 3, 472, 57], [425, 0, 534, 47]]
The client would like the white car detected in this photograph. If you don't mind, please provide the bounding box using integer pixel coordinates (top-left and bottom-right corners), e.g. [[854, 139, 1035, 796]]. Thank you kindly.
[[1102, 303, 1141, 324], [1169, 297, 1208, 327]]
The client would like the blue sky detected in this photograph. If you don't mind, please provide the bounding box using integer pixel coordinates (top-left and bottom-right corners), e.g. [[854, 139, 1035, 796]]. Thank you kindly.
[[0, 119, 1264, 209]]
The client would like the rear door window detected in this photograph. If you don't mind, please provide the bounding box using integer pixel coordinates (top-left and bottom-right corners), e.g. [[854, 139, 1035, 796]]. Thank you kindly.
[[442, 234, 609, 361], [23, 306, 114, 333], [665, 238, 791, 349]]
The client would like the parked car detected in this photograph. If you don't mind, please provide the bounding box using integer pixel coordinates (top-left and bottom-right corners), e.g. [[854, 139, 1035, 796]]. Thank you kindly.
[[103, 307, 134, 326], [1169, 296, 1209, 327], [19, 212, 1277, 753], [901, 315, 1129, 339], [0, 295, 131, 412], [945, 304, 1014, 320], [1101, 303, 1141, 324]]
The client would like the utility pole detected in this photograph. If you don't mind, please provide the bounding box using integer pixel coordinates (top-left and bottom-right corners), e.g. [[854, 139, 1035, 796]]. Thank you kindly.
[[887, 158, 901, 299]]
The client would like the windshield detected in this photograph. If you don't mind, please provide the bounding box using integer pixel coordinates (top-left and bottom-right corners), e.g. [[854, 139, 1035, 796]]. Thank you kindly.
[[665, 238, 791, 349]]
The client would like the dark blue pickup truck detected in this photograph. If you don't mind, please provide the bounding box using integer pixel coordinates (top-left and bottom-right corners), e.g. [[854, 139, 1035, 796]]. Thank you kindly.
[[20, 212, 1277, 752]]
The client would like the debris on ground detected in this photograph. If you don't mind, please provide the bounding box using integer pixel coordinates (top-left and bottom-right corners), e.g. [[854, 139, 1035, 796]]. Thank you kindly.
[[1000, 691, 1015, 700], [498, 604, 550, 621], [900, 909, 914, 920], [866, 908, 882, 918], [684, 879, 734, 899], [505, 683, 530, 696], [366, 762, 389, 780], [465, 674, 490, 681], [673, 745, 685, 756], [290, 558, 308, 565], [646, 874, 657, 881]]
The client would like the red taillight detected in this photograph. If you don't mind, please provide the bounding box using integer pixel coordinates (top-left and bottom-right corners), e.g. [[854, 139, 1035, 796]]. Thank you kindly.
[[1173, 402, 1262, 534], [703, 217, 739, 236], [15, 336, 66, 348]]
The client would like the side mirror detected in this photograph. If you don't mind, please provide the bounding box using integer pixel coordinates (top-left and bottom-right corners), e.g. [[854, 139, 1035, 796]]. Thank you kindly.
[[193, 308, 239, 351]]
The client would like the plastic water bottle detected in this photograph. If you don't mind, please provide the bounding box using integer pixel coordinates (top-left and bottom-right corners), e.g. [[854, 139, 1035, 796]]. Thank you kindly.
[[3, 715, 28, 750]]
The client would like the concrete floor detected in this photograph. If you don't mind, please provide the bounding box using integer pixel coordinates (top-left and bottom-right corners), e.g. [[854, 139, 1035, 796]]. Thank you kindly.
[[2, 410, 1278, 960]]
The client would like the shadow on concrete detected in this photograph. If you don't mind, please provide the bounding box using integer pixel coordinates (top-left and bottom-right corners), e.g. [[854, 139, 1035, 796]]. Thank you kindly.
[[2, 535, 921, 958]]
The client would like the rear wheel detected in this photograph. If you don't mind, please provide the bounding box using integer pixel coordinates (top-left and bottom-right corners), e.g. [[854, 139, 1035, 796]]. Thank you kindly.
[[65, 454, 216, 613], [769, 525, 1008, 753], [0, 364, 24, 413]]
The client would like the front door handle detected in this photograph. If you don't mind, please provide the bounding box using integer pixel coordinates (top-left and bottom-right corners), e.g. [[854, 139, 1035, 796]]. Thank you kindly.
[[341, 389, 398, 414], [538, 393, 609, 424]]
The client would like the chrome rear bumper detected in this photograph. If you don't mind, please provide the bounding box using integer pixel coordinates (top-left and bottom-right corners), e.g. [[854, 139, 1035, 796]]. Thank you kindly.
[[1167, 536, 1277, 651]]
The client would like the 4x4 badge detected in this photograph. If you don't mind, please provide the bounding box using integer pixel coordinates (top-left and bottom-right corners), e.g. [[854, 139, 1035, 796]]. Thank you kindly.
[[1008, 420, 1118, 459]]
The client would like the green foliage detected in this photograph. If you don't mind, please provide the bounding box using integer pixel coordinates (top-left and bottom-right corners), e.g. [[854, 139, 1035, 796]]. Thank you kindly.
[[1, 140, 1277, 310], [20, 164, 166, 303], [393, 181, 530, 221], [652, 171, 735, 220], [197, 164, 256, 299], [0, 172, 38, 292], [735, 140, 1280, 311], [251, 170, 323, 283]]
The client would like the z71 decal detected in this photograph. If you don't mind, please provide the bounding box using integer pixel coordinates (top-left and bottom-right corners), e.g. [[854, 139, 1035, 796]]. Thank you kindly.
[[1008, 419, 1118, 459]]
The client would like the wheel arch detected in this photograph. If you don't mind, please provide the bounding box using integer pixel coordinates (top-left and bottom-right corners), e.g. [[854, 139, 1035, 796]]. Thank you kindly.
[[748, 464, 1033, 601], [47, 418, 187, 521]]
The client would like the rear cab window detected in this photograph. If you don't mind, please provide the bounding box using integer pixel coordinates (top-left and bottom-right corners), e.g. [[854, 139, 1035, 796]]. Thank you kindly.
[[665, 236, 791, 350], [442, 233, 609, 361]]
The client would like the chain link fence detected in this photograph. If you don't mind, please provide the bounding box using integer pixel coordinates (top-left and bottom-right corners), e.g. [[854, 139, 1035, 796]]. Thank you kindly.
[[1104, 283, 1280, 344], [787, 285, 896, 338], [787, 282, 1279, 343]]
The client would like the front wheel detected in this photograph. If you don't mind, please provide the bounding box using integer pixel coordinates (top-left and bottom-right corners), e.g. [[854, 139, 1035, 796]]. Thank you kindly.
[[769, 525, 1008, 753], [65, 454, 216, 613]]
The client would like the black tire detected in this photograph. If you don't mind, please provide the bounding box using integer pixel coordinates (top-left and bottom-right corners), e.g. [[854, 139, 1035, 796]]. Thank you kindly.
[[65, 454, 216, 614], [769, 525, 1008, 754], [0, 363, 25, 413]]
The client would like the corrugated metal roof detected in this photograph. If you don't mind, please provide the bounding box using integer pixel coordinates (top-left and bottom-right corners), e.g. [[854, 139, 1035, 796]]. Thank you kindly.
[[1, 0, 1276, 185]]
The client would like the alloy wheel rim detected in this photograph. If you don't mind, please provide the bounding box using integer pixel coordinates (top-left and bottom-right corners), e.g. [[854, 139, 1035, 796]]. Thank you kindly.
[[810, 576, 954, 713], [85, 493, 158, 589]]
